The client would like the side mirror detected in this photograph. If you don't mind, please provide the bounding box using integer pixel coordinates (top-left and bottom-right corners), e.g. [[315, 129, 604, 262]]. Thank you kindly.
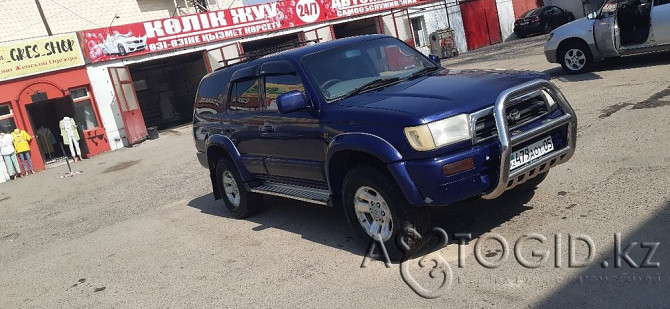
[[428, 54, 441, 65], [587, 11, 598, 19], [277, 90, 307, 114]]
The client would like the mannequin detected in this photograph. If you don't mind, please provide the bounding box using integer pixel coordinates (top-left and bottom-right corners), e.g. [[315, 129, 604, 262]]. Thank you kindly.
[[59, 116, 83, 162], [11, 128, 34, 175], [0, 147, 9, 182], [0, 131, 22, 179]]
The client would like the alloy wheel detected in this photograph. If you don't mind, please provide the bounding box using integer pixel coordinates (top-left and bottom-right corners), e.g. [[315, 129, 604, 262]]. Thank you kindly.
[[353, 186, 393, 242], [222, 170, 241, 207], [564, 48, 586, 71]]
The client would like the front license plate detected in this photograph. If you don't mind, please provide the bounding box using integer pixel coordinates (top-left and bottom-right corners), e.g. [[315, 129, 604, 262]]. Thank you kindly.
[[520, 22, 529, 25], [510, 137, 554, 170]]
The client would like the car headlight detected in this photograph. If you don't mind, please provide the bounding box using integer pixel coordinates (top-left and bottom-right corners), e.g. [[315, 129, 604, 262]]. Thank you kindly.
[[404, 114, 471, 151]]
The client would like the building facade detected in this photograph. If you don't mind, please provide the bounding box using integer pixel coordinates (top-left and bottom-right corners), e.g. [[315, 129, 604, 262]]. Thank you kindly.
[[1, 0, 551, 169]]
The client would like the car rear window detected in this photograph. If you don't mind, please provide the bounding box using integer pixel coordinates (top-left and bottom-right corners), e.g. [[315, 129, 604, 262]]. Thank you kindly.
[[523, 8, 541, 18]]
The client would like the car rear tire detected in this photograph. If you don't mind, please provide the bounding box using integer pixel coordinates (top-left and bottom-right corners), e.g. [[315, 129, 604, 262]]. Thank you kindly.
[[215, 159, 262, 218], [342, 166, 430, 260], [559, 42, 592, 74]]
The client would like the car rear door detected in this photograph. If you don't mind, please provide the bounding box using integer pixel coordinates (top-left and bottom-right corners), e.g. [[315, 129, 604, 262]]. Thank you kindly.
[[593, 0, 620, 56], [651, 0, 670, 44], [227, 65, 269, 176]]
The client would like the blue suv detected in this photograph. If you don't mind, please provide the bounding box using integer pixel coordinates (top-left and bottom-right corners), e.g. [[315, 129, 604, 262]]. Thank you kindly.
[[193, 35, 577, 256]]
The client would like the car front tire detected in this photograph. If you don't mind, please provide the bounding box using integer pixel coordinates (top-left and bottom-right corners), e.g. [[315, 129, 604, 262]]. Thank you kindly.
[[342, 166, 430, 260], [559, 42, 593, 74], [118, 44, 127, 56]]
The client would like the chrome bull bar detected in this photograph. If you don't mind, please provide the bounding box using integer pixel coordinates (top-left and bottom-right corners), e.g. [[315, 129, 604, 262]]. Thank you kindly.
[[482, 79, 577, 199]]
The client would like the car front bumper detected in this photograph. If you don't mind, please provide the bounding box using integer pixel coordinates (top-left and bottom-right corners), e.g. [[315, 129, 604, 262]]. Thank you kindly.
[[393, 80, 577, 206]]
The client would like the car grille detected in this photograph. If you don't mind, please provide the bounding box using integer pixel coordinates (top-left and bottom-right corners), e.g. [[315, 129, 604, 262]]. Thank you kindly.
[[474, 95, 550, 143]]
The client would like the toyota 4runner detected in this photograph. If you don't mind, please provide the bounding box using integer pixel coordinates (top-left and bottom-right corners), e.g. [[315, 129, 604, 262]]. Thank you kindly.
[[193, 35, 577, 257]]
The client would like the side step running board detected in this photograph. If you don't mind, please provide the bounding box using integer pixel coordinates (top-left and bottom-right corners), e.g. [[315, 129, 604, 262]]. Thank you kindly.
[[248, 182, 330, 206]]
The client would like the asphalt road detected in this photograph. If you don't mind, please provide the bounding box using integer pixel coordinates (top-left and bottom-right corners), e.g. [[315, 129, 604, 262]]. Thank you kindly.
[[1, 35, 669, 308]]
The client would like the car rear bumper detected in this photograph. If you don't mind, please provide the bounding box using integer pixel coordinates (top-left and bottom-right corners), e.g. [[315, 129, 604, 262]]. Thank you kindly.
[[514, 23, 544, 36]]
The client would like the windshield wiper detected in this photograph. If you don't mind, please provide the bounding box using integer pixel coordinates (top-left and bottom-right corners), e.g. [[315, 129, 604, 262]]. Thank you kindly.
[[338, 77, 401, 100], [406, 66, 441, 80]]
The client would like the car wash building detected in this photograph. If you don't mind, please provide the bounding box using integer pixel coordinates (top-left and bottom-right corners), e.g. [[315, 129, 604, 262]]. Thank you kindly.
[[0, 33, 111, 171], [81, 0, 470, 147]]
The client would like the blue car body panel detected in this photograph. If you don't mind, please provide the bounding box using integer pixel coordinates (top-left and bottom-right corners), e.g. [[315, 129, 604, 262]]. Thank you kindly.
[[193, 34, 576, 207]]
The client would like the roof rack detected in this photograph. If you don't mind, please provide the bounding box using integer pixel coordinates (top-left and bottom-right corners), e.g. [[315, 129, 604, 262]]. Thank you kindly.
[[217, 39, 320, 68]]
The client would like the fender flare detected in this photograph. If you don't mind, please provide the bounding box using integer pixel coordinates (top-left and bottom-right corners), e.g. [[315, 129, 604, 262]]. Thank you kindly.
[[325, 133, 425, 205], [206, 134, 252, 181], [326, 132, 403, 165]]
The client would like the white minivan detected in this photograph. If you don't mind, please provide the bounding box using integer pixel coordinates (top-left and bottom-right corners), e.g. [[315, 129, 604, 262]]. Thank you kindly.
[[544, 0, 670, 73]]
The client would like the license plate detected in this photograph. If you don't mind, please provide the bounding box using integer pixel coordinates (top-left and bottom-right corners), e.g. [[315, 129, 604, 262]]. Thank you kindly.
[[510, 137, 554, 170], [520, 22, 529, 25]]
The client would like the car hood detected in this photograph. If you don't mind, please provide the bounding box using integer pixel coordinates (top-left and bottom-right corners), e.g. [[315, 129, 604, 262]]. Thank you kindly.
[[335, 68, 549, 123]]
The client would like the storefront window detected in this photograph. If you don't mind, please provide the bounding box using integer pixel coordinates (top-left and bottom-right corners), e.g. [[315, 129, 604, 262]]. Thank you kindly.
[[0, 103, 17, 133], [70, 87, 100, 131], [70, 88, 89, 100], [74, 100, 99, 131]]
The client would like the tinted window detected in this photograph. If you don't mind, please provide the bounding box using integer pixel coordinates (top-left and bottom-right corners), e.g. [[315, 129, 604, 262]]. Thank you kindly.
[[229, 78, 260, 113], [264, 70, 305, 113], [523, 8, 541, 17], [656, 0, 670, 5], [195, 71, 231, 117]]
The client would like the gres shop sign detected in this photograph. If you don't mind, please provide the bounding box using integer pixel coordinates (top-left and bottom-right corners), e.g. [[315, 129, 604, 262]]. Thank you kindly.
[[0, 33, 85, 81], [81, 0, 431, 63]]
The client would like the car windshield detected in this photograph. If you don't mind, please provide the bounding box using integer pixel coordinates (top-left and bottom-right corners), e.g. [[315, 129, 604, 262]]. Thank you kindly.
[[523, 8, 541, 18], [301, 37, 437, 102]]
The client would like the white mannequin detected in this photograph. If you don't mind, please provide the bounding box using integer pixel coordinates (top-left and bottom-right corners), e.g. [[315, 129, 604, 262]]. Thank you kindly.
[[60, 116, 83, 162]]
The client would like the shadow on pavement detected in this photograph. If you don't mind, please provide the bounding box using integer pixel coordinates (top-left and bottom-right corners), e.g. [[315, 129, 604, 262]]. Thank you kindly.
[[536, 200, 670, 307], [187, 187, 536, 259]]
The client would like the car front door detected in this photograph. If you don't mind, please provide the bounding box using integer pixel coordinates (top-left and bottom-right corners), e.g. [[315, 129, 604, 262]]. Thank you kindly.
[[593, 0, 620, 56], [651, 0, 670, 44], [256, 60, 327, 183]]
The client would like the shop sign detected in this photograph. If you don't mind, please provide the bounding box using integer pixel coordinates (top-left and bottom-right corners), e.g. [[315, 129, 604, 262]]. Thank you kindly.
[[81, 0, 431, 63], [0, 33, 85, 81]]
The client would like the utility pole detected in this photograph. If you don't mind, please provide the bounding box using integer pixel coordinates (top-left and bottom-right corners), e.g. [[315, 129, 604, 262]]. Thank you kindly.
[[34, 0, 52, 36]]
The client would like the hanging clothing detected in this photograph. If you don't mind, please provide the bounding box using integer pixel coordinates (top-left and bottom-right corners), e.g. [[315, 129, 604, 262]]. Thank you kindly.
[[11, 129, 32, 153], [59, 117, 80, 145], [36, 127, 56, 154]]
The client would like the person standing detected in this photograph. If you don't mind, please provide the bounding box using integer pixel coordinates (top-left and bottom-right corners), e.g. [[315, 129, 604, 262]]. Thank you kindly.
[[11, 128, 34, 175], [0, 131, 21, 180], [59, 116, 83, 162]]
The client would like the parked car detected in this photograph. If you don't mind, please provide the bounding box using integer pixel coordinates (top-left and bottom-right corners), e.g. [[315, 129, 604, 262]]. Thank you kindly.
[[193, 35, 577, 258], [514, 6, 575, 38], [102, 31, 147, 56], [545, 0, 670, 74]]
